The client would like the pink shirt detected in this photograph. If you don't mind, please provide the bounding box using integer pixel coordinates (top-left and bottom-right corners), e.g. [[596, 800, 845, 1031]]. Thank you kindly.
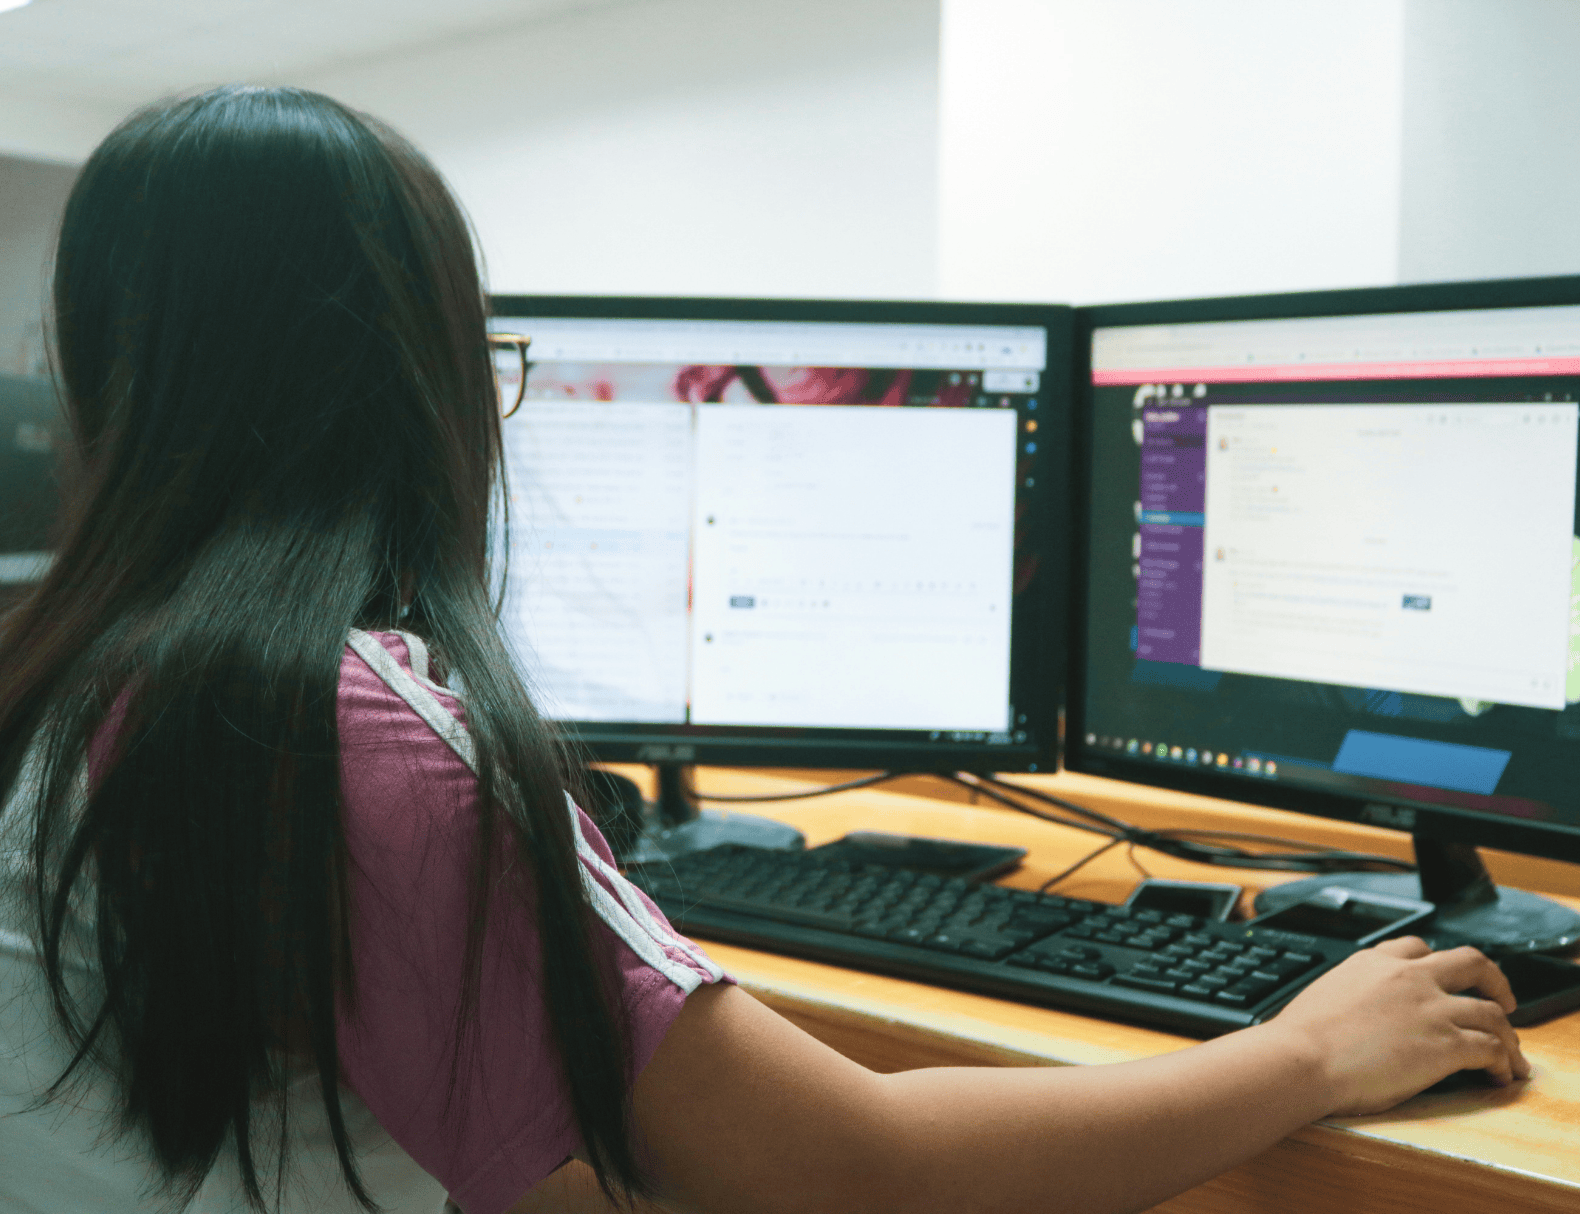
[[333, 630, 726, 1213]]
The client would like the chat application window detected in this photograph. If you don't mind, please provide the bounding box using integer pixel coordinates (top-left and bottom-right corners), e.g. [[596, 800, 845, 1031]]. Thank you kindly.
[[1199, 403, 1579, 709], [688, 404, 1018, 730]]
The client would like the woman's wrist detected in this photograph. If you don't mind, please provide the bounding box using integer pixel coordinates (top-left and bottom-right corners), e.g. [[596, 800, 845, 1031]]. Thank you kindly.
[[1229, 1020, 1347, 1123]]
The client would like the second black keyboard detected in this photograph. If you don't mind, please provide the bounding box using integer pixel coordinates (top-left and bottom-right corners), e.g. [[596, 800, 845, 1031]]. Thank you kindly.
[[629, 844, 1356, 1036]]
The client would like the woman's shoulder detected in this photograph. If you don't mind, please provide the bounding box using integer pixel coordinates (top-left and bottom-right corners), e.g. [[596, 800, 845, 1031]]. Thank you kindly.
[[341, 628, 458, 706], [338, 629, 476, 839], [340, 629, 466, 736]]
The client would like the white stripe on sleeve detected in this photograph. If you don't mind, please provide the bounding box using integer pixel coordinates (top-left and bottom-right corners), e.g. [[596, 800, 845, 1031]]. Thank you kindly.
[[567, 796, 723, 980], [347, 630, 476, 772], [347, 630, 711, 993]]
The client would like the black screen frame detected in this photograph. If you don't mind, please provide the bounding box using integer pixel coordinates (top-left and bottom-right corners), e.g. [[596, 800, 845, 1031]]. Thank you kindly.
[[489, 293, 1072, 772], [1066, 274, 1580, 867]]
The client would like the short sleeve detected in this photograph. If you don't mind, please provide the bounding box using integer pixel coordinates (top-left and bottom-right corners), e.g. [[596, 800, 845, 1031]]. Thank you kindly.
[[333, 632, 730, 1214]]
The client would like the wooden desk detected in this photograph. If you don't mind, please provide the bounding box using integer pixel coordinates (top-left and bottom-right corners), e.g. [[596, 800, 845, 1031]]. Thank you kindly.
[[628, 766, 1580, 1214]]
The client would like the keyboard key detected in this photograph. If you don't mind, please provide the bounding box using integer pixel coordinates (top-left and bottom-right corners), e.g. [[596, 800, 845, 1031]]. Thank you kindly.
[[1165, 913, 1202, 928], [1114, 974, 1178, 993], [1071, 962, 1115, 979], [1009, 909, 1074, 932], [924, 933, 968, 952], [1094, 931, 1129, 945], [1057, 944, 1102, 961], [1179, 983, 1216, 1000], [1225, 977, 1278, 999], [962, 940, 1014, 960]]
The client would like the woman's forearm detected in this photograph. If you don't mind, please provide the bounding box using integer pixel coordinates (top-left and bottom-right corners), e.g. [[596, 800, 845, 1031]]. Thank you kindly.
[[873, 1023, 1333, 1214], [628, 942, 1524, 1214]]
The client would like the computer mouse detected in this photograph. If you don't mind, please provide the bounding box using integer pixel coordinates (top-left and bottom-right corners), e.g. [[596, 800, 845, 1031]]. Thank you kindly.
[[1420, 1068, 1500, 1095]]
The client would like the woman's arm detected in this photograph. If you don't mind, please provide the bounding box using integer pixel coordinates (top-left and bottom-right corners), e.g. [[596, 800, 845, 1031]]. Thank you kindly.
[[603, 938, 1524, 1214]]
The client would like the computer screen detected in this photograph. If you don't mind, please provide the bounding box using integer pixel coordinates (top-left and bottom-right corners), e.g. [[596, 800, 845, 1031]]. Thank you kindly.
[[1069, 279, 1580, 894], [488, 297, 1069, 772]]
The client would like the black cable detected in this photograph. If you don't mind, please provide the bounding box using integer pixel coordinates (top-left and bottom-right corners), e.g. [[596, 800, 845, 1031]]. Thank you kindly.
[[1036, 837, 1128, 894], [936, 773, 1114, 837], [683, 764, 1415, 878], [688, 770, 913, 803], [970, 773, 1135, 835], [973, 773, 1415, 875]]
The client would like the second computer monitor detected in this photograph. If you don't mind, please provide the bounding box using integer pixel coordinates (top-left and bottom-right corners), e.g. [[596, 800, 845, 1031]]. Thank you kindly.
[[488, 296, 1069, 773], [1069, 277, 1580, 949]]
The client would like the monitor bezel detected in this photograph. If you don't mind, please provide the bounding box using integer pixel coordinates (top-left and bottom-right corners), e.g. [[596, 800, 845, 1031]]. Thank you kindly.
[[489, 293, 1072, 772], [1066, 274, 1580, 865]]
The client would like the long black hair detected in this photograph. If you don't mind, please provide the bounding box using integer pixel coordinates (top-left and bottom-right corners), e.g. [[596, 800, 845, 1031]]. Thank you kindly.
[[0, 86, 644, 1208]]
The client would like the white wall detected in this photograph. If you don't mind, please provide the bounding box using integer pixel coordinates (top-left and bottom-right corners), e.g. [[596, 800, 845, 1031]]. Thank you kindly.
[[1399, 0, 1580, 284], [0, 87, 123, 166], [297, 0, 941, 300], [938, 0, 1407, 305], [13, 0, 1580, 316]]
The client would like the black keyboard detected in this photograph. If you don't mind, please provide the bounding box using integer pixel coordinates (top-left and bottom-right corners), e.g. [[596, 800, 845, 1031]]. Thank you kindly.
[[629, 845, 1357, 1036]]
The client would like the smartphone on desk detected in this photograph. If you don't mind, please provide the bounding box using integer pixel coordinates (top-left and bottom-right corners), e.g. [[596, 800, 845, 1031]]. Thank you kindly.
[[806, 831, 1027, 882], [1245, 886, 1435, 948], [1126, 878, 1244, 923]]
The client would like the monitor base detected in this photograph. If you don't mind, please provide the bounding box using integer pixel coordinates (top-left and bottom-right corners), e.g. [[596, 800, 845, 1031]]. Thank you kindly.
[[1253, 868, 1580, 956], [584, 763, 805, 864], [619, 810, 806, 865]]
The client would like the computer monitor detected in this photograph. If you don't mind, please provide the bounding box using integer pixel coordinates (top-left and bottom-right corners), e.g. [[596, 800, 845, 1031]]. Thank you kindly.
[[1069, 276, 1580, 954], [488, 296, 1069, 850]]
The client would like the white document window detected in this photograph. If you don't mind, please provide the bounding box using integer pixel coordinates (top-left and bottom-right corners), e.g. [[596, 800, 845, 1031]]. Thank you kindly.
[[1199, 403, 1578, 710], [500, 401, 693, 723]]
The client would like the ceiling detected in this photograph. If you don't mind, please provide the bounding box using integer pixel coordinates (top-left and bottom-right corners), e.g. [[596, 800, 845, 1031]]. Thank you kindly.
[[0, 0, 641, 110]]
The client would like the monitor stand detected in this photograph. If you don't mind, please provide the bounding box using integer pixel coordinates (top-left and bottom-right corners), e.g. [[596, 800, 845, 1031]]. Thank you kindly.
[[586, 763, 804, 865], [1252, 835, 1580, 955]]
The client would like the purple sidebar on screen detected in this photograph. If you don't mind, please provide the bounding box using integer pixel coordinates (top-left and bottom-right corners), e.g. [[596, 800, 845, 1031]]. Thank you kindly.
[[1136, 406, 1207, 666]]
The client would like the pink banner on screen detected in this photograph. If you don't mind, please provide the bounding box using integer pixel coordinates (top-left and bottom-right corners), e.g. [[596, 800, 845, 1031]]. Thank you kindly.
[[1092, 355, 1580, 385]]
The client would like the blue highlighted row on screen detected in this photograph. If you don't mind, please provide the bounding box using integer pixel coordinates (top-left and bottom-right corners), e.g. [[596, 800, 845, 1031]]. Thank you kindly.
[[1139, 511, 1205, 526], [1332, 730, 1512, 797]]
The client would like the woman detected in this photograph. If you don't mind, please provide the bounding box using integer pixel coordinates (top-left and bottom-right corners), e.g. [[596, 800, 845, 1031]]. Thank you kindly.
[[0, 86, 1527, 1214]]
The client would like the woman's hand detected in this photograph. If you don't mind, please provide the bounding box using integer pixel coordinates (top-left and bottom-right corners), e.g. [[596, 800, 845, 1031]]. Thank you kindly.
[[1269, 936, 1530, 1116]]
